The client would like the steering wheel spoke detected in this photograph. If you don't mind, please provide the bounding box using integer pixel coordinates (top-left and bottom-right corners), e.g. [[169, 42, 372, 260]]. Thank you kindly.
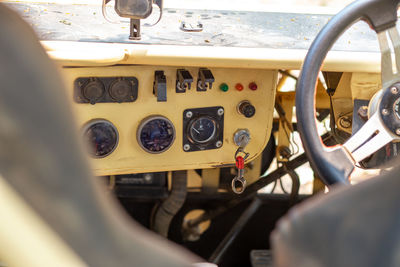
[[378, 27, 400, 87], [343, 113, 397, 163], [350, 166, 388, 184]]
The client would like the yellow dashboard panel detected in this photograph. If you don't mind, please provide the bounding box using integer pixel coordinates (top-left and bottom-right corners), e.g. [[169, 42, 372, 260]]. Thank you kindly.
[[63, 66, 277, 175]]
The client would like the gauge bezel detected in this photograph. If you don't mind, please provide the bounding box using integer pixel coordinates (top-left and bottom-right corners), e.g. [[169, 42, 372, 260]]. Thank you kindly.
[[188, 116, 218, 144], [137, 115, 176, 154], [82, 119, 119, 158], [182, 106, 224, 152]]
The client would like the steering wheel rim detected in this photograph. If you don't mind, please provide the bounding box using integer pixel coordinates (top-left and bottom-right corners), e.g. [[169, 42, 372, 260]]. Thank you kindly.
[[296, 0, 400, 185]]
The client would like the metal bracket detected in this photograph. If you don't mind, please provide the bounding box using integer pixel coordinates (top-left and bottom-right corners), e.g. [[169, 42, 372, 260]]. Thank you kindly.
[[129, 19, 141, 40], [180, 21, 203, 32]]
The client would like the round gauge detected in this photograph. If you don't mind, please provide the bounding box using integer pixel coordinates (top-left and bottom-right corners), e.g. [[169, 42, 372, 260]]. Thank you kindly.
[[137, 116, 175, 154], [189, 117, 217, 144], [82, 120, 119, 158]]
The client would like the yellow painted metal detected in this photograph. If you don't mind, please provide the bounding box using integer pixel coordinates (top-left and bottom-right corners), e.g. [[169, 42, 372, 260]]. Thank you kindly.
[[0, 177, 86, 267], [63, 66, 277, 175], [187, 170, 202, 189], [312, 174, 325, 195], [331, 72, 381, 133], [350, 72, 381, 100], [328, 73, 353, 133], [43, 41, 382, 73], [316, 79, 331, 109], [47, 49, 127, 67], [276, 93, 295, 162], [243, 154, 263, 185], [202, 168, 220, 193]]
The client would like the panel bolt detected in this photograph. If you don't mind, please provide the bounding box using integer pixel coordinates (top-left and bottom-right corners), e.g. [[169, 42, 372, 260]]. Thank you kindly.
[[338, 116, 351, 129], [391, 86, 399, 94], [186, 111, 193, 118], [382, 109, 390, 116], [215, 141, 223, 148], [183, 144, 191, 151], [357, 106, 368, 121], [217, 108, 224, 116], [396, 129, 400, 136]]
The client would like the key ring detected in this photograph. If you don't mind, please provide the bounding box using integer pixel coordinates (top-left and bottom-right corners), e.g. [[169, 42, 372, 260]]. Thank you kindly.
[[232, 176, 246, 194], [234, 147, 250, 161]]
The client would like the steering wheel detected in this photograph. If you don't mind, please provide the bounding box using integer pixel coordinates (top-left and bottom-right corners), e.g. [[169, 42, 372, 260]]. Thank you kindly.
[[296, 0, 400, 185]]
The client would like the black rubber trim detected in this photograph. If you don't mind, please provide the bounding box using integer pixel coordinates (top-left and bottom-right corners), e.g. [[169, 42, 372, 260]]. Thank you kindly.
[[296, 0, 400, 185], [362, 0, 399, 33]]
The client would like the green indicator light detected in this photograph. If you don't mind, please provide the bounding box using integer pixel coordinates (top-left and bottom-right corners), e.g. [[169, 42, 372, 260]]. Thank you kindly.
[[219, 83, 229, 92]]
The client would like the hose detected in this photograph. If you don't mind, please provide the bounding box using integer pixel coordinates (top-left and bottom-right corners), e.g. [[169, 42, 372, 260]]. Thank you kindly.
[[153, 170, 187, 237]]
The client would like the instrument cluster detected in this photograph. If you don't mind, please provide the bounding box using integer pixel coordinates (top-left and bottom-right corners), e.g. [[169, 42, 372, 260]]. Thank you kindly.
[[63, 66, 277, 175]]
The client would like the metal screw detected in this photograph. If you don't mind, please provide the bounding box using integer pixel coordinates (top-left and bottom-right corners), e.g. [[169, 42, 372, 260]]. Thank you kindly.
[[382, 109, 390, 116], [396, 128, 400, 136], [357, 106, 369, 121], [391, 86, 399, 95], [215, 141, 223, 148], [186, 111, 193, 118], [217, 108, 224, 116], [183, 144, 191, 151], [338, 116, 352, 129]]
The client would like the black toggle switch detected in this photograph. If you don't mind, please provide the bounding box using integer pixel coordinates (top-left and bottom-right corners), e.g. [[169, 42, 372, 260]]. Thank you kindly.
[[197, 68, 214, 91], [238, 101, 256, 118], [153, 71, 167, 102], [176, 69, 193, 93]]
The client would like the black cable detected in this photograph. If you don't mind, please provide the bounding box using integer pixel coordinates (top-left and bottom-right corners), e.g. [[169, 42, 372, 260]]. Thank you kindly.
[[187, 153, 308, 229], [187, 132, 335, 229]]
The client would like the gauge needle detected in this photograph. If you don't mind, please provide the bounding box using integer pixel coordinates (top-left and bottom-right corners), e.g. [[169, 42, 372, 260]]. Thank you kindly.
[[193, 128, 200, 134]]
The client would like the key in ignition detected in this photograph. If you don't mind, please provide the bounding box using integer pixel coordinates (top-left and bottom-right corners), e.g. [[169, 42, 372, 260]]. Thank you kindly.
[[232, 129, 251, 194]]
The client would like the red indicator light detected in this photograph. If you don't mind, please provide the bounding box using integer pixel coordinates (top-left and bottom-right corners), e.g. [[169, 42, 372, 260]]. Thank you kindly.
[[235, 83, 244, 91], [249, 82, 258, 91]]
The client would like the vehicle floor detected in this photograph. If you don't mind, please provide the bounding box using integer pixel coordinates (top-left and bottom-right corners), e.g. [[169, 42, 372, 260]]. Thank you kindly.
[[118, 193, 308, 267]]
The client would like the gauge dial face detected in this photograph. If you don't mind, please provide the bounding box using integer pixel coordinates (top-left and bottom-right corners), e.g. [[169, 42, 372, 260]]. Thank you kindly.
[[83, 120, 118, 158], [189, 117, 217, 144], [138, 116, 175, 153]]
